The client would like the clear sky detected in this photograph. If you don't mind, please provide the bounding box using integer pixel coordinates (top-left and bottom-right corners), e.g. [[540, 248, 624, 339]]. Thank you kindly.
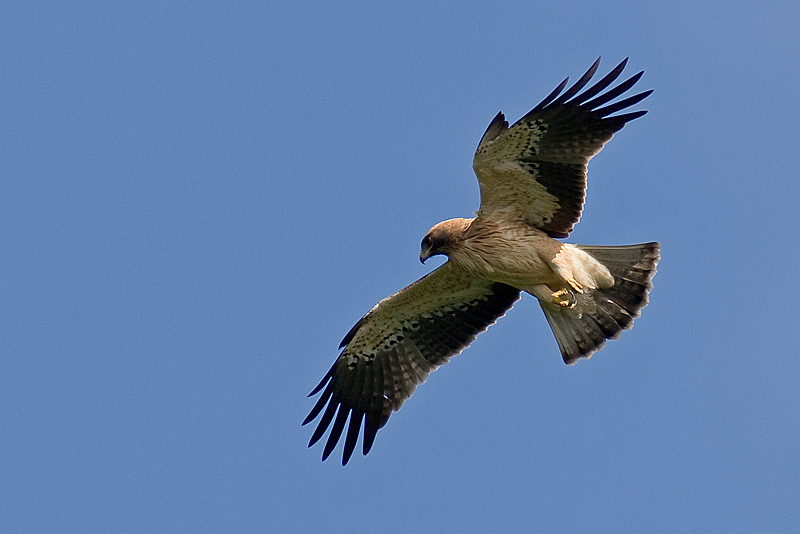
[[2, 1, 798, 532]]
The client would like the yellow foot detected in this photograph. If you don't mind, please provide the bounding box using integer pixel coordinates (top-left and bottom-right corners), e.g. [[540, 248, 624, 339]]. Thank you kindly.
[[551, 288, 575, 308], [566, 278, 584, 293]]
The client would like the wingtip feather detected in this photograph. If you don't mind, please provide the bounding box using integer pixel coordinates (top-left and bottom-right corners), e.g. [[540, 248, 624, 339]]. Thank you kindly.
[[302, 384, 333, 426], [532, 76, 569, 112], [322, 406, 349, 461], [342, 410, 363, 466], [308, 399, 338, 448], [555, 57, 601, 105]]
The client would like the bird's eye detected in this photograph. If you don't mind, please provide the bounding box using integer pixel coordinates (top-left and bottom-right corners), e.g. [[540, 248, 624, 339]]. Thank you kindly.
[[421, 235, 431, 249]]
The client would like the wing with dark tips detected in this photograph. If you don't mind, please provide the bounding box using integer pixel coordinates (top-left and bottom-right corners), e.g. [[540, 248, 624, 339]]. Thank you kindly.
[[303, 262, 520, 465], [473, 58, 652, 238]]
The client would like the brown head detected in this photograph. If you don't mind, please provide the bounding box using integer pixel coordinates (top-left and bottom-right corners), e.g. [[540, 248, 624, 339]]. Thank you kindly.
[[419, 218, 473, 264]]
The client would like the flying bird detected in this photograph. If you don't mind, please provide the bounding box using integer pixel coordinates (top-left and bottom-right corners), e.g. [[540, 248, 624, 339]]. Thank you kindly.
[[304, 58, 661, 465]]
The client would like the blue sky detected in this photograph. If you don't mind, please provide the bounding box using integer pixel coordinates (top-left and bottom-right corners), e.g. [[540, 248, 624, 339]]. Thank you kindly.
[[2, 1, 799, 532]]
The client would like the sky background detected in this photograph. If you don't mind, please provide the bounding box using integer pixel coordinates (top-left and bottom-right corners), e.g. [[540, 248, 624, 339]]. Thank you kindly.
[[2, 1, 799, 532]]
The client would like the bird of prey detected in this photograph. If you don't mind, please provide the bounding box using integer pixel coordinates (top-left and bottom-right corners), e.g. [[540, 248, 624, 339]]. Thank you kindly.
[[304, 58, 660, 465]]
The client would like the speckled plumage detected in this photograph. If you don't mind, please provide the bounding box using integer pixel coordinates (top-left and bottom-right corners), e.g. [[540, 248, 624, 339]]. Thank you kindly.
[[305, 58, 660, 465]]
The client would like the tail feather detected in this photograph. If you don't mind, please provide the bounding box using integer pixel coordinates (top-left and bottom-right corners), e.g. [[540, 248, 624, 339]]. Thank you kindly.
[[541, 242, 660, 364]]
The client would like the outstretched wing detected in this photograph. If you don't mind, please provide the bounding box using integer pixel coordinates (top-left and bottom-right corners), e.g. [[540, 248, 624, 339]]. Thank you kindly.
[[473, 58, 652, 238], [303, 262, 520, 465]]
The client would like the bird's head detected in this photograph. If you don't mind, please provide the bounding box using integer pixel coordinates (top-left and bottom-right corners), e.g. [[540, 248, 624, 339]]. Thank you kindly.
[[420, 218, 472, 264]]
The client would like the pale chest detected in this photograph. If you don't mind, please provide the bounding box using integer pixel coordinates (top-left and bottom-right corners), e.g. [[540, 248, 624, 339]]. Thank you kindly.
[[449, 225, 562, 286]]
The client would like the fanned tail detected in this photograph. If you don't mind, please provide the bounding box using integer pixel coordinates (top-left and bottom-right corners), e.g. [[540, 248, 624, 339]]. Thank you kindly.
[[541, 242, 660, 364]]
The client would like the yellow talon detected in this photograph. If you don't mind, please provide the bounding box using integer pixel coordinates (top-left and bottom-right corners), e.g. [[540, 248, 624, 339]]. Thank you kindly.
[[567, 278, 584, 293], [552, 288, 575, 308]]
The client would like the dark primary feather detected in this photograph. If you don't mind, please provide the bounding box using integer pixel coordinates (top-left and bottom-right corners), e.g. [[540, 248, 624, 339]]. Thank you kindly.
[[303, 278, 520, 465], [549, 57, 600, 106]]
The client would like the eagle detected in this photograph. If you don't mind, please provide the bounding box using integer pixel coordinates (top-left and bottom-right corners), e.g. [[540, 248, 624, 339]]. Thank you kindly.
[[304, 58, 660, 465]]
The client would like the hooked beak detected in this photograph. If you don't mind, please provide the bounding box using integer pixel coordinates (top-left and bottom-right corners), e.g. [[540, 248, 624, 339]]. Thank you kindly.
[[420, 246, 433, 264]]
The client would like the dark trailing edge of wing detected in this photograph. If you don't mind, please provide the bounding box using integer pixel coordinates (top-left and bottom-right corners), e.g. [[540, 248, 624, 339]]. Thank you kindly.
[[303, 281, 521, 465]]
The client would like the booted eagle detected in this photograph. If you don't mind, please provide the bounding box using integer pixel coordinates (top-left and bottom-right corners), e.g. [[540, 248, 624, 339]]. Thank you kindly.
[[304, 58, 660, 465]]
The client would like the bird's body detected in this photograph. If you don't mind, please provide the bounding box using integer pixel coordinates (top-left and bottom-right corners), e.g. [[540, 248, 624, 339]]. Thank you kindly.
[[426, 217, 610, 296], [304, 58, 661, 465]]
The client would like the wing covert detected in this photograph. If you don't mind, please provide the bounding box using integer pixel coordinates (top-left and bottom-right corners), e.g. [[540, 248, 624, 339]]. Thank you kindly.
[[303, 262, 520, 465], [473, 58, 652, 238]]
